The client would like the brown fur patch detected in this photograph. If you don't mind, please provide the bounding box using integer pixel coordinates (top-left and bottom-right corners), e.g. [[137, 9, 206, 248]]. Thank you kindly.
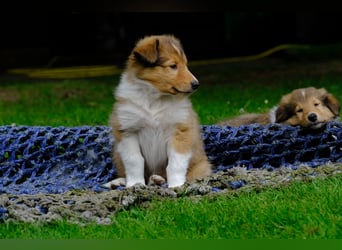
[[128, 35, 198, 95]]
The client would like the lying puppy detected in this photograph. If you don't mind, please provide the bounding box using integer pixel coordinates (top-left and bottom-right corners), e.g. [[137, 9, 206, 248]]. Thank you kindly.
[[219, 87, 340, 129], [104, 34, 212, 189]]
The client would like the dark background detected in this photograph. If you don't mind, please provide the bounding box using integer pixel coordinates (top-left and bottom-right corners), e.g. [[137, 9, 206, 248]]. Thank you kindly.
[[1, 11, 342, 71]]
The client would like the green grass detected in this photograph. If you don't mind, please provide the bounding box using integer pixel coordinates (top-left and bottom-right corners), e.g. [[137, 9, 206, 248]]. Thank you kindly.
[[113, 176, 341, 239], [0, 78, 118, 126], [1, 54, 342, 239], [2, 58, 342, 126], [1, 176, 341, 239]]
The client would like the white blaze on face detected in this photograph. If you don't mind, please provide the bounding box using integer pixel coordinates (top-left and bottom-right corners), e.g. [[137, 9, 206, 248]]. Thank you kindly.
[[301, 90, 306, 99], [171, 42, 182, 57]]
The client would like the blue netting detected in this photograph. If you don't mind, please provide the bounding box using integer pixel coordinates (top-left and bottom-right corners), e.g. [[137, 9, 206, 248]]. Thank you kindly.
[[202, 122, 342, 171], [1, 122, 342, 195], [0, 126, 115, 194]]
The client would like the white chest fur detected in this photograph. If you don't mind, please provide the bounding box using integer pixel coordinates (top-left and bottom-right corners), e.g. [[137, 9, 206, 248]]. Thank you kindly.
[[115, 73, 192, 172]]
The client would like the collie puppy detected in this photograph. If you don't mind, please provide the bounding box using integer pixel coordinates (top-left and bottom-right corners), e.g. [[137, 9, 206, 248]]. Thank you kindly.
[[219, 87, 340, 129], [104, 35, 212, 188]]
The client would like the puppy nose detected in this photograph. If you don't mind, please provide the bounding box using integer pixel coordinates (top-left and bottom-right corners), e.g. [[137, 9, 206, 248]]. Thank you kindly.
[[308, 113, 317, 122], [191, 80, 200, 90]]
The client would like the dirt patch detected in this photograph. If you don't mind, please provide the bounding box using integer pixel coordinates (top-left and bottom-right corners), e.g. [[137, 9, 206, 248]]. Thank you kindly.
[[0, 89, 20, 102]]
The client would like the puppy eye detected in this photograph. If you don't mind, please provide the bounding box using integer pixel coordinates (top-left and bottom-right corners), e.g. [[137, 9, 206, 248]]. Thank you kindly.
[[297, 108, 303, 113], [169, 64, 178, 70], [314, 103, 320, 106]]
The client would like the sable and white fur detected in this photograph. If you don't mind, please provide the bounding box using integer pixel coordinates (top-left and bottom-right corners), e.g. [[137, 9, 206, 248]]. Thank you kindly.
[[104, 35, 212, 188], [219, 87, 340, 129]]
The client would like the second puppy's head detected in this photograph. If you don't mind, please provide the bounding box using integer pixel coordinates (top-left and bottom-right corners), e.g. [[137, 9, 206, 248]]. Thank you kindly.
[[275, 87, 340, 129], [126, 34, 199, 95]]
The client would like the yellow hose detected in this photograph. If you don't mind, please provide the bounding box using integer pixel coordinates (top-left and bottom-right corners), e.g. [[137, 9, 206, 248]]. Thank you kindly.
[[7, 65, 122, 79], [189, 44, 310, 66], [7, 44, 310, 79]]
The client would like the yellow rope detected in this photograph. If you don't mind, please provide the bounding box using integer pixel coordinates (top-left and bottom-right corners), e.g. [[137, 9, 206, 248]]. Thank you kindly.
[[7, 44, 311, 79], [7, 65, 123, 79], [189, 44, 310, 66]]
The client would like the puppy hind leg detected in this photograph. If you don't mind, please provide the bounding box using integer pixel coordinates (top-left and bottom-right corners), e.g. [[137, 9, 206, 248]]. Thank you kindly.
[[186, 159, 212, 182]]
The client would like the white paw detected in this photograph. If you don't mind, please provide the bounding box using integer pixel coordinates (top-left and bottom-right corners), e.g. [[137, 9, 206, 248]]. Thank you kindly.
[[126, 178, 145, 187], [167, 172, 186, 188], [167, 180, 185, 188], [102, 177, 126, 189]]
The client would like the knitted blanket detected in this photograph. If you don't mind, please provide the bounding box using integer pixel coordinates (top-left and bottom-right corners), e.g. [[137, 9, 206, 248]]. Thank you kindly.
[[1, 122, 341, 195]]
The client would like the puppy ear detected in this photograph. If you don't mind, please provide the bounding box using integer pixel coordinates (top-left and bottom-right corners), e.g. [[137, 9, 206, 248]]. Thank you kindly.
[[133, 39, 159, 67], [323, 93, 341, 117], [275, 104, 295, 123]]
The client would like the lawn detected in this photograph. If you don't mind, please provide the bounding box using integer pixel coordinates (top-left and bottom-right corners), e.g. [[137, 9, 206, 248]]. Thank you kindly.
[[0, 48, 342, 239]]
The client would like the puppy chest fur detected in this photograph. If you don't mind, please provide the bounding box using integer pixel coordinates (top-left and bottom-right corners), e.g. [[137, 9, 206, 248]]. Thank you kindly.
[[111, 73, 196, 179]]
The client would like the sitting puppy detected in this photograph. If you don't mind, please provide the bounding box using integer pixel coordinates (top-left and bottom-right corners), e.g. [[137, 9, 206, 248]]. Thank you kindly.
[[219, 87, 340, 129], [103, 34, 212, 189]]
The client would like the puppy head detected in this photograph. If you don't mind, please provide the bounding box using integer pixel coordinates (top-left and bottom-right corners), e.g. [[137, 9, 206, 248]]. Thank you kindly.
[[275, 87, 340, 129], [127, 34, 199, 95]]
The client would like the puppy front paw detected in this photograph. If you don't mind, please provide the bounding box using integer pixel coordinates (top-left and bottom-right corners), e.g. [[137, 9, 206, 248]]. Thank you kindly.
[[102, 177, 126, 189]]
